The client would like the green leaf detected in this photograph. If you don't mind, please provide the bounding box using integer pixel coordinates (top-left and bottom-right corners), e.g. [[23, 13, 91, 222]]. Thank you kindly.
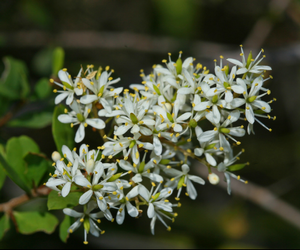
[[52, 105, 74, 154], [7, 111, 53, 129], [5, 136, 40, 192], [13, 211, 59, 234], [59, 215, 71, 243], [35, 78, 52, 99], [228, 163, 247, 172], [47, 190, 82, 210], [0, 57, 30, 100], [0, 214, 10, 240], [24, 153, 50, 187], [0, 150, 31, 194], [0, 144, 6, 190], [52, 47, 65, 76]]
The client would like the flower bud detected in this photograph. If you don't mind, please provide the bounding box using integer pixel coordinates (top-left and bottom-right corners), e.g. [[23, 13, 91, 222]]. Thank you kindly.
[[86, 159, 95, 174], [208, 173, 219, 185], [163, 103, 172, 113], [51, 151, 61, 162], [176, 57, 182, 75]]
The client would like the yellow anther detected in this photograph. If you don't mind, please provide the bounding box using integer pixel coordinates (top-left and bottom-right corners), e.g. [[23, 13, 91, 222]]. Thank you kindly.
[[187, 149, 192, 153], [80, 218, 84, 222], [185, 192, 189, 196], [151, 182, 156, 187], [162, 59, 167, 63], [63, 86, 66, 91], [219, 147, 224, 151], [187, 138, 192, 142], [84, 123, 88, 127], [167, 227, 171, 231], [124, 156, 128, 160], [52, 174, 57, 178], [60, 158, 64, 161], [206, 106, 210, 109], [133, 163, 137, 168], [269, 128, 272, 132], [176, 133, 180, 137], [138, 144, 144, 148], [171, 178, 175, 181], [62, 68, 67, 71], [99, 196, 103, 200], [237, 141, 241, 145], [243, 91, 246, 95], [175, 197, 180, 201], [87, 185, 92, 188], [112, 191, 117, 195], [69, 229, 73, 233], [228, 116, 231, 120], [53, 89, 57, 93], [139, 121, 144, 124], [97, 219, 101, 223], [52, 162, 55, 166], [108, 155, 113, 159], [214, 127, 217, 131], [167, 165, 171, 169]]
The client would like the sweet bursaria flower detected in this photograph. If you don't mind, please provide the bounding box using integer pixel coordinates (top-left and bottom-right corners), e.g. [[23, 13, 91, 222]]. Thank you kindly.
[[138, 184, 178, 235], [206, 65, 244, 103], [227, 46, 272, 75], [102, 132, 153, 165], [217, 150, 248, 194], [58, 101, 105, 143], [114, 93, 155, 136], [46, 158, 80, 197], [80, 68, 122, 114], [199, 110, 245, 152], [74, 162, 118, 214], [164, 164, 205, 200], [108, 184, 139, 225], [119, 158, 163, 184], [237, 77, 271, 125], [194, 127, 219, 166], [52, 69, 84, 105], [63, 201, 105, 245]]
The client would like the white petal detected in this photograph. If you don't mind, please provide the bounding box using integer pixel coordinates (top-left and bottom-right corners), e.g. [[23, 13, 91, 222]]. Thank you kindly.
[[116, 205, 125, 225], [138, 184, 150, 201], [188, 175, 205, 185], [86, 118, 105, 129], [58, 114, 77, 124], [80, 95, 98, 104], [61, 182, 72, 197], [55, 92, 69, 104], [63, 208, 83, 218], [132, 173, 143, 183], [126, 202, 139, 217], [147, 203, 155, 218], [204, 153, 217, 166], [62, 145, 74, 163], [66, 93, 74, 105], [74, 175, 91, 187], [186, 178, 197, 200], [79, 190, 93, 204], [153, 136, 162, 155], [75, 124, 85, 143]]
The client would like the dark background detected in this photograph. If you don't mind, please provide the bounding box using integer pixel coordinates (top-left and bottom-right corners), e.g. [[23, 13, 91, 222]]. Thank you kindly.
[[0, 0, 300, 248]]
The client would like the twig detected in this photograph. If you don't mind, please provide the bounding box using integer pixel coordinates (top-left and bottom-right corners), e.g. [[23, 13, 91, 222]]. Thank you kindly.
[[195, 163, 300, 230], [243, 0, 291, 49]]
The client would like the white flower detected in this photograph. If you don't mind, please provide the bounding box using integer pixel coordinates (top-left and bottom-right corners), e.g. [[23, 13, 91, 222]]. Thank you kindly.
[[109, 185, 139, 225], [164, 164, 205, 200], [217, 150, 247, 194], [114, 94, 155, 136], [53, 69, 84, 105], [138, 184, 178, 235], [199, 110, 245, 152], [45, 158, 80, 197], [208, 173, 219, 185], [63, 201, 105, 244], [194, 127, 219, 166], [227, 46, 272, 75], [74, 162, 117, 213], [58, 101, 105, 143], [80, 69, 122, 114], [119, 159, 163, 184], [237, 77, 271, 125]]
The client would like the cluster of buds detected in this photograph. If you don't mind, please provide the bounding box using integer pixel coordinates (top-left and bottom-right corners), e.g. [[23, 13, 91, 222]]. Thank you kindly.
[[46, 46, 275, 244]]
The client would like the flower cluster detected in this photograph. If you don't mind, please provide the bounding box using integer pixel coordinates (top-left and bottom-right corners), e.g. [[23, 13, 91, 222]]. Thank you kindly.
[[47, 46, 275, 244]]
